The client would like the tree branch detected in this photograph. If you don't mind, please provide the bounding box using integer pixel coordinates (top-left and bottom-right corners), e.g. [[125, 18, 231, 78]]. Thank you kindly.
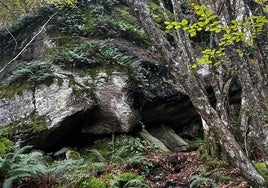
[[0, 11, 57, 79]]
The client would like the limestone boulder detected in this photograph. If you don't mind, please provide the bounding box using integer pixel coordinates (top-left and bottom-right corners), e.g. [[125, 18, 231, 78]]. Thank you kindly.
[[0, 66, 139, 148], [148, 125, 189, 152]]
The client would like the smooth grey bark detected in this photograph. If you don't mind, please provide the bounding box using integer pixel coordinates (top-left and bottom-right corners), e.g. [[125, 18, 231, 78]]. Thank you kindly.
[[123, 0, 268, 186]]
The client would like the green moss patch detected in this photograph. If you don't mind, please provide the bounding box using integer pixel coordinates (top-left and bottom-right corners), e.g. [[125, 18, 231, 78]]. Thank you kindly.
[[75, 177, 106, 188], [0, 117, 47, 142], [48, 40, 148, 86], [0, 82, 32, 99], [47, 1, 149, 48], [0, 136, 13, 157], [255, 162, 268, 181], [0, 61, 54, 99]]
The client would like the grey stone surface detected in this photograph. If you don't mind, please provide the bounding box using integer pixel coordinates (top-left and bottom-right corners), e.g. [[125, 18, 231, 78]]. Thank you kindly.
[[82, 71, 138, 134], [148, 125, 189, 152], [139, 129, 170, 152], [0, 90, 35, 127], [0, 68, 140, 145]]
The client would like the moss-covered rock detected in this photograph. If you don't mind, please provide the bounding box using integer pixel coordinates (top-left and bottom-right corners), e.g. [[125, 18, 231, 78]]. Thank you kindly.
[[47, 1, 149, 48], [0, 117, 47, 144], [148, 125, 189, 152], [0, 60, 54, 99], [66, 149, 81, 160]]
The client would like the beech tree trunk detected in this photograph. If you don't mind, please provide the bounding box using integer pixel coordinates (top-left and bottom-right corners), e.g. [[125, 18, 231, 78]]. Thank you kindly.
[[123, 0, 268, 186]]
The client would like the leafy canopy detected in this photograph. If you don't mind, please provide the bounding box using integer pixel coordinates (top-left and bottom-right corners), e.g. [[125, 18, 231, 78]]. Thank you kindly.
[[0, 0, 77, 27], [164, 2, 268, 68]]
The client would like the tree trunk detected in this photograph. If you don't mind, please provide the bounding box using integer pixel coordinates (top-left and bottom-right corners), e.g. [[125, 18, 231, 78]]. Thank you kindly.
[[123, 0, 268, 186]]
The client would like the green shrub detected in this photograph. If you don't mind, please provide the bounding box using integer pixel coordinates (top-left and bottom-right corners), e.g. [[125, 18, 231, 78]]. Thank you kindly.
[[0, 61, 53, 99], [190, 175, 211, 188], [49, 40, 148, 85], [0, 136, 13, 157], [75, 177, 106, 188], [0, 117, 47, 142], [5, 61, 53, 85], [109, 172, 148, 188], [0, 146, 83, 188]]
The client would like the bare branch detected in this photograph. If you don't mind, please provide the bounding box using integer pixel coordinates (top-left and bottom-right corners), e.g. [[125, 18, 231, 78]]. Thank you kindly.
[[5, 24, 17, 54], [0, 11, 57, 77]]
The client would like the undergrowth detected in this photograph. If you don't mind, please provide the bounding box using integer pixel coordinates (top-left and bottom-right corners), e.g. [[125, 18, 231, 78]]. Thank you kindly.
[[0, 135, 152, 188]]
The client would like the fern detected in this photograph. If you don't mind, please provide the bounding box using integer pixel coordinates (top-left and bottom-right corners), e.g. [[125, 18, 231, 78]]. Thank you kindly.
[[5, 61, 53, 85], [0, 146, 84, 188], [123, 178, 149, 188], [109, 172, 148, 188], [125, 153, 145, 165], [110, 147, 126, 164], [190, 175, 210, 188], [49, 40, 148, 86], [88, 149, 105, 162], [3, 173, 32, 188]]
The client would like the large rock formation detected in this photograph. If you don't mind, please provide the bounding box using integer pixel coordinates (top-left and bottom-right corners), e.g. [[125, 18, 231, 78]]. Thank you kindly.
[[0, 2, 203, 151]]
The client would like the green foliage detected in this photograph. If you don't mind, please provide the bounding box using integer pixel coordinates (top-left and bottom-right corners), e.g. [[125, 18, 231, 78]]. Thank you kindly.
[[86, 145, 150, 171], [47, 1, 147, 47], [200, 153, 227, 171], [80, 135, 153, 176], [0, 137, 13, 157], [76, 172, 148, 188], [0, 0, 42, 27], [255, 162, 268, 181], [48, 7, 85, 37], [75, 178, 106, 188], [90, 135, 148, 159], [0, 146, 33, 187], [0, 117, 47, 141], [0, 61, 53, 98], [212, 173, 233, 183], [63, 136, 151, 187], [0, 0, 77, 27], [49, 40, 148, 85], [192, 142, 231, 186], [66, 150, 81, 160], [27, 118, 48, 133], [0, 145, 83, 188], [190, 175, 212, 188], [109, 172, 149, 188], [150, 2, 174, 30], [5, 61, 53, 85], [45, 0, 77, 9], [75, 177, 106, 188], [109, 135, 148, 156], [0, 134, 152, 187], [82, 3, 145, 42], [164, 3, 268, 68]]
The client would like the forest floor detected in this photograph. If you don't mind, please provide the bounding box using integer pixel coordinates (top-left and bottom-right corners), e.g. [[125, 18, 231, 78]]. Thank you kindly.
[[144, 151, 250, 188]]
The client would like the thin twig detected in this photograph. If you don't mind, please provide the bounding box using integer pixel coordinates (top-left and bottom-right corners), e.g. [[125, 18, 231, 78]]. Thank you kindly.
[[0, 11, 58, 75], [5, 23, 18, 54]]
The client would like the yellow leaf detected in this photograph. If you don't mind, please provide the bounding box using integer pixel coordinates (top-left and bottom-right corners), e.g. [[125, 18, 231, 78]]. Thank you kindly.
[[181, 19, 189, 26], [166, 25, 174, 29], [191, 64, 198, 69], [164, 21, 170, 25], [171, 21, 179, 25]]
